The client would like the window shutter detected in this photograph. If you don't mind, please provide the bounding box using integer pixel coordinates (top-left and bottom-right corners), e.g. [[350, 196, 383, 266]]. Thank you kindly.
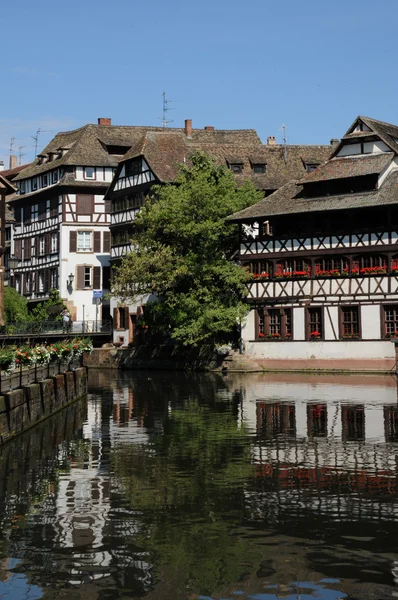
[[113, 307, 119, 328], [93, 266, 101, 289], [35, 272, 40, 293], [102, 266, 111, 289], [76, 266, 85, 290], [76, 195, 94, 215], [104, 200, 111, 213], [44, 269, 50, 292], [24, 238, 31, 260], [45, 233, 51, 255], [24, 274, 29, 295], [103, 231, 111, 253], [70, 231, 77, 252], [35, 237, 40, 256], [14, 239, 22, 259], [39, 202, 46, 221], [94, 231, 101, 253], [24, 207, 31, 225], [50, 197, 58, 217], [124, 307, 129, 327]]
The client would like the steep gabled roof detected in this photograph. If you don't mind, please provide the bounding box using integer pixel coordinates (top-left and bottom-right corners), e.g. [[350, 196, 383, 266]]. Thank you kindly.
[[332, 115, 398, 158]]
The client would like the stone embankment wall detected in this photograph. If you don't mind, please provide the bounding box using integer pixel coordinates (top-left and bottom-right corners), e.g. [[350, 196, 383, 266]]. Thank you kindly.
[[0, 367, 87, 445], [84, 346, 398, 373]]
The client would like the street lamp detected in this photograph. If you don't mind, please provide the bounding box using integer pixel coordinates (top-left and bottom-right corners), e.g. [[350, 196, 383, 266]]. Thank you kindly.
[[8, 256, 19, 271], [67, 273, 74, 292]]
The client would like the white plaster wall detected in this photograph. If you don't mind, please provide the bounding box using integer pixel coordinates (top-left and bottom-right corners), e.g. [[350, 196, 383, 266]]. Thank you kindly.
[[363, 140, 390, 153], [242, 310, 255, 343], [337, 143, 361, 156], [324, 305, 339, 340], [59, 224, 110, 321], [245, 340, 395, 360], [74, 166, 115, 182], [361, 304, 381, 339], [293, 307, 305, 340]]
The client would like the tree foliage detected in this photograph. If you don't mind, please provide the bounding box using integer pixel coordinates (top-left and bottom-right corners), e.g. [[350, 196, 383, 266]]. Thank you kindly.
[[4, 286, 29, 324], [112, 152, 262, 345], [4, 288, 66, 325]]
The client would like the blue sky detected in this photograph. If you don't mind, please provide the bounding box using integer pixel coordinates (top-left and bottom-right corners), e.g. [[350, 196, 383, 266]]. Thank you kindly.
[[0, 0, 396, 167]]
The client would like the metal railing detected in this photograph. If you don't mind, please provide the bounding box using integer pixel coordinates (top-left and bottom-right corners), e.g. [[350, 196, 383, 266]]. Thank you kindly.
[[0, 320, 112, 337]]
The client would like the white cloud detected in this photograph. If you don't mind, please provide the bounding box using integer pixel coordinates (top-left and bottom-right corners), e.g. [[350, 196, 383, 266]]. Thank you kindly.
[[11, 66, 59, 78]]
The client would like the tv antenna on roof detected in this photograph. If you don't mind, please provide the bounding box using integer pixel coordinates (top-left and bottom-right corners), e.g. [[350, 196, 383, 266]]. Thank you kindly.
[[31, 127, 54, 158], [18, 146, 26, 165], [160, 91, 174, 128], [280, 124, 287, 163]]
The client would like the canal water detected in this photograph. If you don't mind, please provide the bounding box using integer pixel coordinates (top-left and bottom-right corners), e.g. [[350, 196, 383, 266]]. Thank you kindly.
[[1, 371, 398, 599]]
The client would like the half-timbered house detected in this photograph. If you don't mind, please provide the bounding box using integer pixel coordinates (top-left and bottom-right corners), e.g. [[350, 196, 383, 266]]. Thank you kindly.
[[9, 118, 182, 323], [228, 116, 398, 371], [106, 120, 332, 344], [0, 175, 16, 324]]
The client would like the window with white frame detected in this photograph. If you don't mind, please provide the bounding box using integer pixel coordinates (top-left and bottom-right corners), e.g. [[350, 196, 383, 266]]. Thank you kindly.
[[77, 231, 92, 251], [39, 236, 45, 255], [31, 204, 39, 222], [51, 233, 58, 253], [38, 271, 44, 292], [31, 237, 36, 256], [46, 199, 51, 218], [50, 268, 58, 289], [84, 166, 95, 179]]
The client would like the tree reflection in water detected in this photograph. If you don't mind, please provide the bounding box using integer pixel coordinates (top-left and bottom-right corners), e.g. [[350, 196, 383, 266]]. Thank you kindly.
[[112, 398, 258, 598]]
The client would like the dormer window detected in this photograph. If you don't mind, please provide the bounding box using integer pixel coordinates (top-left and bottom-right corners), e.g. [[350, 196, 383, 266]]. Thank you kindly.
[[230, 164, 243, 173], [252, 163, 266, 174], [305, 163, 319, 173], [84, 167, 96, 179]]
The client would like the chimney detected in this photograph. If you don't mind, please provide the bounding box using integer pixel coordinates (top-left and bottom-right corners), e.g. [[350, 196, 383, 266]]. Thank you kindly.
[[330, 138, 340, 146], [267, 136, 277, 146], [0, 161, 4, 172], [98, 117, 111, 126], [185, 119, 192, 138], [204, 126, 214, 131], [9, 155, 18, 169]]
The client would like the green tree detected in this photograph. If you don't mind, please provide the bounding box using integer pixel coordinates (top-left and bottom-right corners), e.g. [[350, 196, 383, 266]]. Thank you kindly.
[[112, 152, 262, 346], [4, 286, 29, 323], [29, 289, 66, 323]]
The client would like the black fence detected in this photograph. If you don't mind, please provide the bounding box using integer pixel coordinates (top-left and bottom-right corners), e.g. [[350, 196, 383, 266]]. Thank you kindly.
[[0, 356, 84, 393], [0, 320, 112, 337]]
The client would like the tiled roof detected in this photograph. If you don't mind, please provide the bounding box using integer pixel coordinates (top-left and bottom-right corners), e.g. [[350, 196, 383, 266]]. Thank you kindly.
[[227, 170, 398, 222], [119, 130, 332, 190], [1, 163, 31, 180], [14, 122, 332, 192], [298, 152, 393, 184]]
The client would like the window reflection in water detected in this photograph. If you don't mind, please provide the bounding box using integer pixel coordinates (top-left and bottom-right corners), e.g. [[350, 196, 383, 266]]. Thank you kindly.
[[256, 402, 296, 438]]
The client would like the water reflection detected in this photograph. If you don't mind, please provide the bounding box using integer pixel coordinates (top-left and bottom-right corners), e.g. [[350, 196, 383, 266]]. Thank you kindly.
[[1, 371, 398, 598]]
